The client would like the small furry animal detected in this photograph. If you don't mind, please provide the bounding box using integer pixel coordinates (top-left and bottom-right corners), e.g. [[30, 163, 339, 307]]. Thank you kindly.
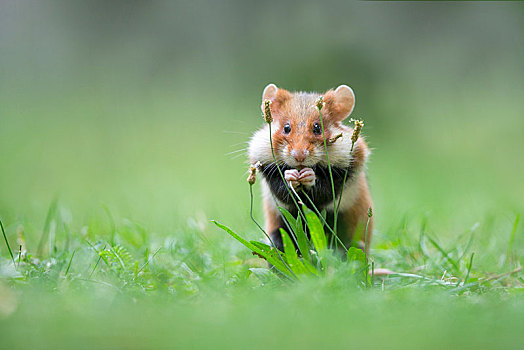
[[249, 83, 373, 252]]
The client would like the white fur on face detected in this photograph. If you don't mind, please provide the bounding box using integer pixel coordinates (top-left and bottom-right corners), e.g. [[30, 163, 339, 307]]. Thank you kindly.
[[248, 124, 275, 165], [280, 145, 322, 168]]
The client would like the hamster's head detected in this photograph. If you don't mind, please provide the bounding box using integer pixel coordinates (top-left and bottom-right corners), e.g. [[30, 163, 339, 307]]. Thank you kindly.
[[260, 83, 355, 168]]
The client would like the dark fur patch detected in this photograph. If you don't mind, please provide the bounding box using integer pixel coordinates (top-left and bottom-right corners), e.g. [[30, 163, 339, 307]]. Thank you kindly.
[[259, 163, 357, 209]]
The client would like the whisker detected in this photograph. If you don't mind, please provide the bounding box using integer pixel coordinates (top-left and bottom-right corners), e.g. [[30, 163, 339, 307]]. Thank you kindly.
[[222, 130, 250, 135], [225, 148, 249, 156]]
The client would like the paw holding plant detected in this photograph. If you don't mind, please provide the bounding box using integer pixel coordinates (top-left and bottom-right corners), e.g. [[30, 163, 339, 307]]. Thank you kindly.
[[284, 168, 316, 189]]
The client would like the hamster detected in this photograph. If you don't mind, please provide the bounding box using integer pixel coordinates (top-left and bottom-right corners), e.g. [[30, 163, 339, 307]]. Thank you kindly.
[[248, 83, 373, 252]]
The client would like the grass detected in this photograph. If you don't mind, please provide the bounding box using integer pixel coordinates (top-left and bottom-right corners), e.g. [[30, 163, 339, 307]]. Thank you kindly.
[[0, 86, 523, 349]]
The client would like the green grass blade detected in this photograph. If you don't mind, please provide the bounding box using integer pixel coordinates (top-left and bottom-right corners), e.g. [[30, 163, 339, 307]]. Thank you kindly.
[[426, 234, 460, 272], [37, 197, 59, 257], [463, 252, 475, 286], [0, 217, 15, 264], [65, 249, 76, 275], [457, 224, 477, 262], [212, 221, 295, 279], [304, 206, 327, 254], [506, 213, 520, 265]]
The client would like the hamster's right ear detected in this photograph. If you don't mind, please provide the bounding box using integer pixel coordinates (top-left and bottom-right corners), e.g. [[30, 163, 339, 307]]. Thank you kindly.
[[323, 85, 355, 122], [262, 83, 278, 102]]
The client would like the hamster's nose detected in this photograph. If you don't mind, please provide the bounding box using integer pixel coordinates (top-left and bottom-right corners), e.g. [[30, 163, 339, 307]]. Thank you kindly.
[[291, 149, 309, 163]]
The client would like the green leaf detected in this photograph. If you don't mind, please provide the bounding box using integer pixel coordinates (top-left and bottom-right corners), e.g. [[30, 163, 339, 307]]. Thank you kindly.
[[320, 209, 327, 227], [278, 207, 311, 262], [250, 241, 289, 266], [278, 207, 297, 230], [347, 247, 366, 275], [280, 229, 308, 276], [304, 206, 327, 254], [347, 247, 365, 264], [212, 221, 294, 279], [294, 215, 312, 262]]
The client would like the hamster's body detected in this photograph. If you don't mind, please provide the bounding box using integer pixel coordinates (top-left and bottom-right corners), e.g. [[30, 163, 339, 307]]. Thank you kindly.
[[248, 84, 373, 251]]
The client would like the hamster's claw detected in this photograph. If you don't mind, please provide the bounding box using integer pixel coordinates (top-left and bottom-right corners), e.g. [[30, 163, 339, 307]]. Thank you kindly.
[[298, 168, 316, 188], [284, 169, 300, 189]]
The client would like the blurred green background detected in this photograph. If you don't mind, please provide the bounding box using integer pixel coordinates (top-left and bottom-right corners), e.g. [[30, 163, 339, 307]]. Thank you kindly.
[[2, 1, 523, 236], [1, 1, 523, 348]]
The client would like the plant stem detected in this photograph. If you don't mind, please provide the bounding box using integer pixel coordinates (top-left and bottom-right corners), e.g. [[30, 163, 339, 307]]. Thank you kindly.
[[364, 212, 371, 288], [317, 107, 338, 249], [335, 138, 357, 216], [371, 258, 375, 287]]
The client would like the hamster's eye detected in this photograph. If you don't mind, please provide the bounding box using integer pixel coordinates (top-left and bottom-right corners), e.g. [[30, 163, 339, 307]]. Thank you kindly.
[[313, 122, 322, 135], [283, 123, 291, 134]]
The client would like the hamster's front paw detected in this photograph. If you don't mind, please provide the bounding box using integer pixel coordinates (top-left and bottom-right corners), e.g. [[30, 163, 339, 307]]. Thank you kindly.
[[284, 169, 300, 188], [298, 168, 316, 188]]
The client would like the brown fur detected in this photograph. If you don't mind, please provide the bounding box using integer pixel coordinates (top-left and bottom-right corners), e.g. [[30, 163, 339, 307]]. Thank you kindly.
[[339, 173, 373, 252]]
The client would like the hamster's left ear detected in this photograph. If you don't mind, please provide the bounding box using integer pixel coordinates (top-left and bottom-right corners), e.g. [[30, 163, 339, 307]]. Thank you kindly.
[[261, 83, 291, 115], [262, 83, 278, 102], [323, 85, 355, 122]]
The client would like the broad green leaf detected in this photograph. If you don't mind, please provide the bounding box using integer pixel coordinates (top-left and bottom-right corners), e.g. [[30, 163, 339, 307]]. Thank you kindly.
[[301, 255, 319, 276], [278, 207, 297, 230], [250, 241, 289, 265], [279, 207, 311, 262], [347, 247, 366, 275], [294, 215, 312, 262], [304, 206, 327, 253], [280, 229, 308, 276], [347, 247, 365, 263], [212, 221, 294, 279]]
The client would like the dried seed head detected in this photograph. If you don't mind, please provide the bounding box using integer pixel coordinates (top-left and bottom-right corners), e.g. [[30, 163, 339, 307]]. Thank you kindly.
[[247, 172, 256, 185], [247, 162, 261, 185], [263, 100, 273, 123], [351, 119, 364, 144], [368, 207, 373, 218], [315, 96, 325, 111], [328, 133, 343, 144]]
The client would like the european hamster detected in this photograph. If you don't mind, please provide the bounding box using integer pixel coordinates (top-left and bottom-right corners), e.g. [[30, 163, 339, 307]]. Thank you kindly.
[[249, 83, 373, 252]]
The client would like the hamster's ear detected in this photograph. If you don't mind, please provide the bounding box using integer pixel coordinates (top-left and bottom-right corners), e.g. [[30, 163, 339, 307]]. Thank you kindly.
[[323, 85, 355, 122], [261, 83, 291, 116], [262, 83, 278, 102]]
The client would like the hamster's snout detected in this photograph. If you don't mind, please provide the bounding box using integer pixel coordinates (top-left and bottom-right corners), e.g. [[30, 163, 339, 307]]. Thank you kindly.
[[290, 149, 309, 163]]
